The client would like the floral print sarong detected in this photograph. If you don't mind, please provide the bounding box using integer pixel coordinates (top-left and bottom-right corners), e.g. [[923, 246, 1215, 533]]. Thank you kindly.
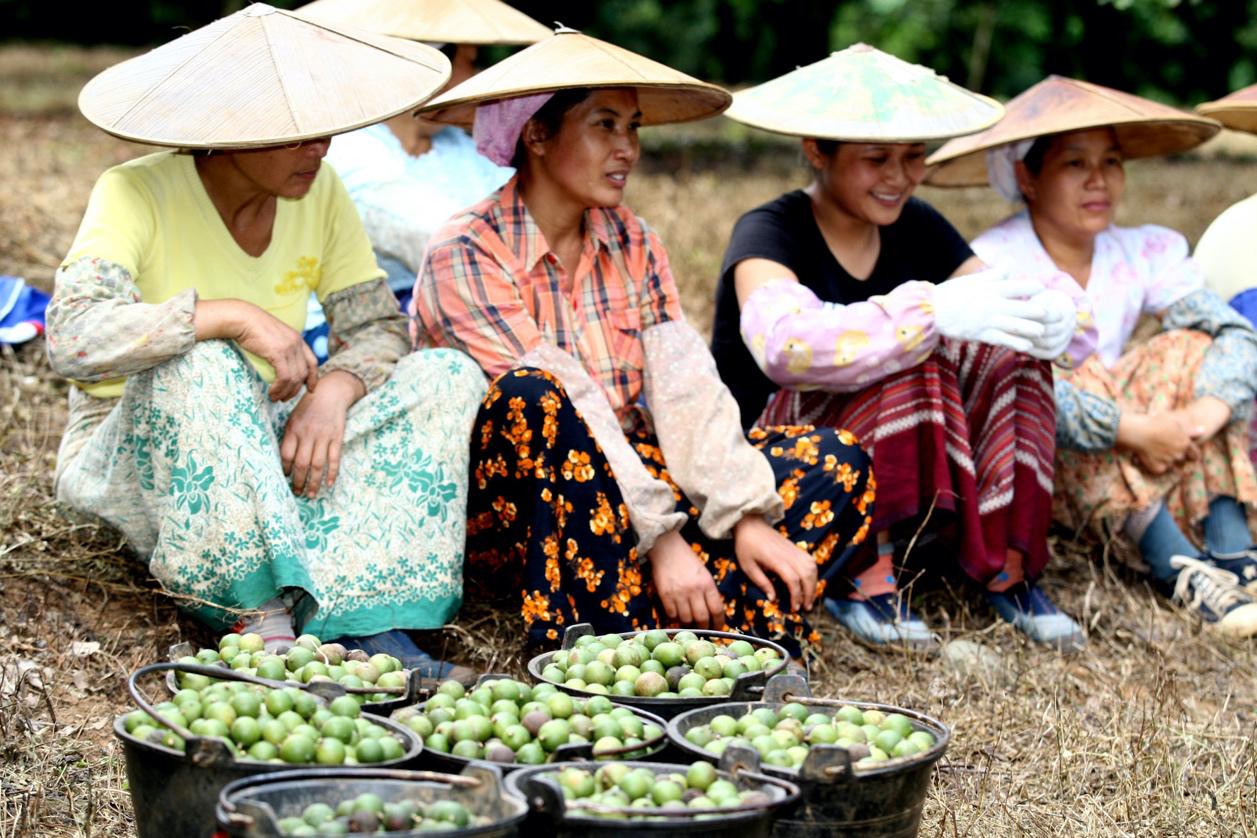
[[56, 341, 486, 637], [465, 368, 874, 657]]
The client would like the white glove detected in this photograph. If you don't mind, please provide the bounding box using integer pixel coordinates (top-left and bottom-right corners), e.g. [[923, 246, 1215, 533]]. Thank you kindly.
[[931, 269, 1048, 352], [1024, 288, 1077, 361]]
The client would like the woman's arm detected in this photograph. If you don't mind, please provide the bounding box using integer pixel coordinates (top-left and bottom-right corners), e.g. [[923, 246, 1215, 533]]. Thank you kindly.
[[319, 278, 411, 395], [1160, 287, 1257, 433]]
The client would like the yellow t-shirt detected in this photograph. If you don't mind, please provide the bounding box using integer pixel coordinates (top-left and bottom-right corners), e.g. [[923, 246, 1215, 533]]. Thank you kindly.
[[63, 151, 383, 398]]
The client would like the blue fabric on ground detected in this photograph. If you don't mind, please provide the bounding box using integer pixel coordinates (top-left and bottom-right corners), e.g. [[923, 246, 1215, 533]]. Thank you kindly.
[[0, 276, 49, 346]]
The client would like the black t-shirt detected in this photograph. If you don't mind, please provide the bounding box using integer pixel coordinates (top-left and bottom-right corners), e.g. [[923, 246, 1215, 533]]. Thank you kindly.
[[711, 190, 974, 429]]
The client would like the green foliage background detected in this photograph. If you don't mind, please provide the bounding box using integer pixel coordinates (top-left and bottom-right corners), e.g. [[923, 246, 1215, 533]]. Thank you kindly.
[[3, 0, 1255, 103]]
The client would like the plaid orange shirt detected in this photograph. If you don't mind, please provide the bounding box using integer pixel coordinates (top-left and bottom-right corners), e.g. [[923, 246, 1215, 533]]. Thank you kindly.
[[413, 176, 684, 421]]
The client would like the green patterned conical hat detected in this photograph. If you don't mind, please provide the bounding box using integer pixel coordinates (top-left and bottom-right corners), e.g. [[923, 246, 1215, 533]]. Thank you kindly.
[[726, 43, 1003, 142]]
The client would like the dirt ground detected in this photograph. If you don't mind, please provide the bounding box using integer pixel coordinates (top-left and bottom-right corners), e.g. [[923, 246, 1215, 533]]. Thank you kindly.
[[3, 45, 1257, 837]]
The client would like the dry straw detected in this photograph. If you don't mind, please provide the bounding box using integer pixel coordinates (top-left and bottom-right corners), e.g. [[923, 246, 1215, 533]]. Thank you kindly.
[[724, 43, 1004, 143], [295, 0, 551, 45], [1197, 82, 1257, 136], [927, 75, 1221, 186], [417, 28, 732, 127], [77, 3, 451, 149]]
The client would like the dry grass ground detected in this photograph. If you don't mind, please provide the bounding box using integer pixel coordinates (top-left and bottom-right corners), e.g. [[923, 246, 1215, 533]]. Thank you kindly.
[[2, 45, 1257, 837]]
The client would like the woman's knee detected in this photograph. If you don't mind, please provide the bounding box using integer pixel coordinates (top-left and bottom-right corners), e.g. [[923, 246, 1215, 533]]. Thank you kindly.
[[485, 366, 571, 407]]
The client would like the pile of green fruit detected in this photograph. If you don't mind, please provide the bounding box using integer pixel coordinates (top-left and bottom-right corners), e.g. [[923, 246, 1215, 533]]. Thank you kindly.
[[682, 702, 937, 769], [536, 631, 783, 698], [392, 678, 664, 765], [172, 633, 406, 706], [121, 680, 412, 765], [535, 762, 773, 821], [271, 794, 483, 836]]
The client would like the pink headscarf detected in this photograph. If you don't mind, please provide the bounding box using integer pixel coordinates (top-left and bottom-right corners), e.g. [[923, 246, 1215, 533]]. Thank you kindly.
[[473, 93, 554, 166]]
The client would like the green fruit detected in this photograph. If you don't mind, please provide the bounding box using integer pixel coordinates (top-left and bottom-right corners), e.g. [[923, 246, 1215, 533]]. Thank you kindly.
[[379, 736, 404, 761], [450, 739, 481, 759], [709, 715, 738, 737], [316, 737, 346, 764], [685, 641, 717, 665], [279, 735, 315, 763], [559, 767, 596, 798], [651, 642, 684, 668], [356, 737, 385, 763], [425, 733, 450, 753], [873, 729, 902, 753], [230, 691, 263, 719], [835, 705, 864, 725], [230, 717, 262, 747], [515, 741, 545, 764], [592, 735, 623, 757], [246, 740, 278, 761], [584, 661, 615, 686], [405, 715, 434, 739], [546, 692, 575, 720], [428, 800, 471, 827], [301, 801, 334, 827], [291, 690, 318, 719], [329, 695, 360, 719], [611, 680, 636, 696], [538, 719, 572, 752], [701, 679, 731, 697], [204, 702, 237, 728], [321, 715, 357, 744], [634, 671, 667, 697], [286, 646, 315, 672], [883, 713, 914, 738], [892, 738, 922, 759], [437, 679, 466, 699], [652, 780, 684, 805], [541, 664, 566, 683], [726, 640, 755, 658], [687, 761, 717, 790], [807, 724, 838, 745], [908, 730, 936, 750]]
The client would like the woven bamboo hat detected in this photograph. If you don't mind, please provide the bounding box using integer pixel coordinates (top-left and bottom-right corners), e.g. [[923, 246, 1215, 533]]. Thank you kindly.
[[296, 0, 550, 45], [723, 43, 1003, 142], [927, 75, 1220, 186], [417, 27, 731, 126], [78, 3, 451, 149], [1197, 83, 1257, 135]]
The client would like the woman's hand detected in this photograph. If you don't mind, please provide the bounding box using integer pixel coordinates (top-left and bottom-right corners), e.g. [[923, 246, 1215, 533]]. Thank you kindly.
[[280, 370, 365, 498], [195, 299, 318, 402], [733, 515, 818, 613], [649, 530, 725, 629], [1117, 411, 1196, 475], [1173, 397, 1232, 444]]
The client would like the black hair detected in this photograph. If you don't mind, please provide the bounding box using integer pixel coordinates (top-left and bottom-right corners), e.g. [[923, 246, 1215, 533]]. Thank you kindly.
[[510, 87, 593, 169], [814, 139, 841, 156], [1021, 135, 1056, 176]]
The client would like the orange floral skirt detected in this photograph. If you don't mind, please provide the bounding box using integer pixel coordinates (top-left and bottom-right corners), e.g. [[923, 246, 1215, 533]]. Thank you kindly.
[[1055, 329, 1257, 543], [465, 368, 874, 656]]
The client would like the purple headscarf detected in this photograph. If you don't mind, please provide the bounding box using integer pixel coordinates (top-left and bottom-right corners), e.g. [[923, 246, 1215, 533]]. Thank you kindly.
[[473, 93, 554, 166]]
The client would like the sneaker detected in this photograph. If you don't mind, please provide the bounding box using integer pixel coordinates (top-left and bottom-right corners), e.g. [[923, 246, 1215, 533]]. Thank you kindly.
[[1167, 555, 1257, 638], [986, 582, 1086, 652], [328, 630, 477, 685], [825, 594, 940, 651], [1206, 549, 1257, 595]]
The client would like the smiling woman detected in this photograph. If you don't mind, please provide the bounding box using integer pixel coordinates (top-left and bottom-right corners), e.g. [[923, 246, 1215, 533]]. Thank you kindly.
[[930, 76, 1257, 638], [711, 45, 1095, 652], [410, 29, 875, 659], [44, 4, 486, 679]]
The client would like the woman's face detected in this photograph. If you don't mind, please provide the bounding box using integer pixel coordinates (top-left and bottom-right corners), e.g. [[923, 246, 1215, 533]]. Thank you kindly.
[[808, 140, 927, 226], [1018, 128, 1124, 240], [448, 45, 479, 90], [223, 138, 333, 199], [524, 88, 642, 209]]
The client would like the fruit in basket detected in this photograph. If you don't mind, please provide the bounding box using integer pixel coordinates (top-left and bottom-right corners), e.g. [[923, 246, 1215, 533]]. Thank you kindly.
[[684, 703, 937, 769], [391, 677, 664, 765], [541, 632, 782, 698], [126, 682, 411, 766], [539, 761, 771, 820], [172, 633, 405, 706], [273, 796, 483, 835]]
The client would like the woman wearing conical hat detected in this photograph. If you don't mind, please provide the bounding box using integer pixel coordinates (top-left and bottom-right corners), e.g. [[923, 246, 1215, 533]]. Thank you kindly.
[[47, 5, 486, 677], [931, 76, 1257, 638], [1195, 83, 1257, 331], [411, 29, 875, 657], [301, 0, 550, 305], [712, 45, 1092, 651]]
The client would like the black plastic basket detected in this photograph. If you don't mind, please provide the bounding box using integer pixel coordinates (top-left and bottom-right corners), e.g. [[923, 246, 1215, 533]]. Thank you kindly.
[[526, 624, 793, 720], [665, 674, 950, 838]]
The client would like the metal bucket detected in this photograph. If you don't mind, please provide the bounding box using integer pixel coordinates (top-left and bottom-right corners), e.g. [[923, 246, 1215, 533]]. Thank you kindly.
[[395, 673, 672, 774], [526, 624, 793, 720], [665, 675, 950, 838], [504, 750, 800, 838], [116, 662, 422, 838], [165, 642, 425, 717], [216, 765, 527, 837]]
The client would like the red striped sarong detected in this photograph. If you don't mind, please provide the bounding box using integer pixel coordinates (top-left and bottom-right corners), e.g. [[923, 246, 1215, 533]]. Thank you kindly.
[[759, 339, 1056, 583]]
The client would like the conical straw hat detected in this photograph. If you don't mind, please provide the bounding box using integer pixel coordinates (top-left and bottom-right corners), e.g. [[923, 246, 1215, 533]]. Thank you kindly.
[[1197, 83, 1257, 135], [723, 43, 1003, 143], [927, 75, 1220, 186], [418, 28, 731, 126], [78, 3, 451, 149], [296, 0, 550, 45]]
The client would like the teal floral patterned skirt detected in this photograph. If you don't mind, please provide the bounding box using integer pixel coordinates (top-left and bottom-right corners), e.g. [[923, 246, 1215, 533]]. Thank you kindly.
[[55, 341, 486, 637]]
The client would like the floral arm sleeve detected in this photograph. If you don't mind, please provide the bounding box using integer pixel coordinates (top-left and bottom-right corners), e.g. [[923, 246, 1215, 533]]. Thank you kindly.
[[1161, 287, 1257, 419], [45, 256, 197, 382], [740, 279, 939, 392], [1054, 377, 1121, 452], [320, 278, 411, 393], [643, 320, 784, 540]]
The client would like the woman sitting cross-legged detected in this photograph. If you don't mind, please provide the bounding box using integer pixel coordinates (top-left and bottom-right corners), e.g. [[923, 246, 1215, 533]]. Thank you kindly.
[[930, 75, 1257, 638], [47, 6, 487, 677], [711, 46, 1093, 651], [411, 29, 875, 658]]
